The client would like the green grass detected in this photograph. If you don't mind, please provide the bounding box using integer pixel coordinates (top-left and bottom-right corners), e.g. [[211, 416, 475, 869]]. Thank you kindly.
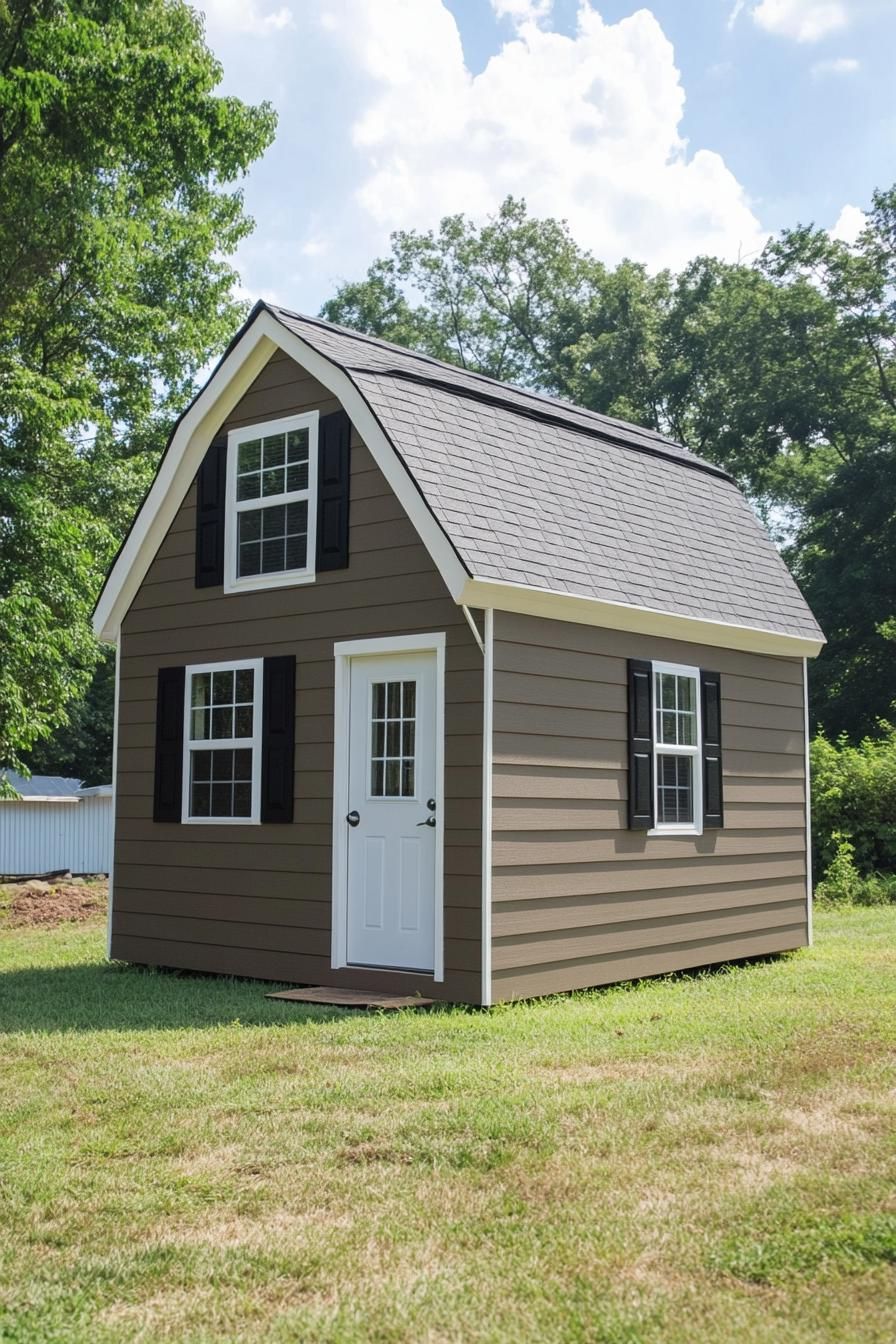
[[1, 909, 895, 1343]]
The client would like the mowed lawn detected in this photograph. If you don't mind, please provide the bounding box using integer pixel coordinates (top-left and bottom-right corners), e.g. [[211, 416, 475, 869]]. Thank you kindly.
[[1, 909, 895, 1344]]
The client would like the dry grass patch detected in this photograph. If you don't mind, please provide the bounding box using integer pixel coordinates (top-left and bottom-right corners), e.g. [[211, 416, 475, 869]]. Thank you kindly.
[[1, 907, 895, 1342]]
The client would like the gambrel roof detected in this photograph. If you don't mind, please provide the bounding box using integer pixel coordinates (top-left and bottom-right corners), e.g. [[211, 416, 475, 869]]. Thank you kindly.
[[94, 303, 824, 656]]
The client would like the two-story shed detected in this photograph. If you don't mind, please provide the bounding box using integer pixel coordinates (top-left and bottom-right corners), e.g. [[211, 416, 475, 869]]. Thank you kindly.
[[94, 304, 824, 1004]]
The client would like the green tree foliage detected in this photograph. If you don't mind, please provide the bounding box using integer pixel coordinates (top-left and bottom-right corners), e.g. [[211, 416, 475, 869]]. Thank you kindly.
[[810, 724, 896, 880], [323, 193, 896, 737], [24, 645, 114, 784], [0, 0, 275, 775]]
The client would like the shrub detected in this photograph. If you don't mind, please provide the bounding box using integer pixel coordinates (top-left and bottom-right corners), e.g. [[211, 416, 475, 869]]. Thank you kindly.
[[856, 872, 896, 905], [814, 834, 861, 906], [810, 722, 896, 878], [814, 835, 896, 907]]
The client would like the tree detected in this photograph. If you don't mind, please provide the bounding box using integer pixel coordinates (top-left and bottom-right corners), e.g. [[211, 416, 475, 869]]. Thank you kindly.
[[323, 193, 896, 738], [0, 0, 276, 777], [24, 646, 114, 785]]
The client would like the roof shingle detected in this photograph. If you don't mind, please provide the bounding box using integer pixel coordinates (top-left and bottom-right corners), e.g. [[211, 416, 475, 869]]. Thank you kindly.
[[271, 306, 823, 644]]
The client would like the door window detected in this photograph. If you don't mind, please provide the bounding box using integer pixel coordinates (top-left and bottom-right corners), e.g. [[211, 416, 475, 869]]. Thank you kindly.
[[370, 680, 416, 797]]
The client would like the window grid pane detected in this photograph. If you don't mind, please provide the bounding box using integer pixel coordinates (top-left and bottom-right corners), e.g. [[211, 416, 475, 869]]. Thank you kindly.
[[189, 669, 254, 743], [657, 753, 694, 825], [238, 500, 308, 578], [370, 680, 417, 798], [655, 672, 697, 747], [190, 747, 253, 818]]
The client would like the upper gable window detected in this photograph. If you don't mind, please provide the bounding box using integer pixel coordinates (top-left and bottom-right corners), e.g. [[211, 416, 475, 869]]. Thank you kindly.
[[224, 411, 319, 593]]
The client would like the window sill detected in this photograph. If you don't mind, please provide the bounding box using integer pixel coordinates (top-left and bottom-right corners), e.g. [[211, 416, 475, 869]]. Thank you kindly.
[[647, 826, 704, 838], [181, 816, 262, 826], [223, 570, 317, 596]]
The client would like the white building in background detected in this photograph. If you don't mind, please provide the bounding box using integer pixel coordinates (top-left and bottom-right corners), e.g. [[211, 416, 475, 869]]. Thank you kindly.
[[0, 774, 112, 877]]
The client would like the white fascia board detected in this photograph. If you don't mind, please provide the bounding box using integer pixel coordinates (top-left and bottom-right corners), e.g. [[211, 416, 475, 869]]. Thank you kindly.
[[2, 796, 79, 804], [93, 310, 468, 642], [264, 314, 469, 600], [93, 324, 279, 642], [458, 577, 825, 660]]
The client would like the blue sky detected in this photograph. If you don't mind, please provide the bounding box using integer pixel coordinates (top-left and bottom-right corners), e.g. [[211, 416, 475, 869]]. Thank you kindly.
[[199, 0, 895, 314]]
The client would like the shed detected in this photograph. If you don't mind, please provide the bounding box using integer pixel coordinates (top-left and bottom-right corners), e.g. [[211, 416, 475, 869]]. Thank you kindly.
[[92, 304, 824, 1004], [0, 773, 113, 878]]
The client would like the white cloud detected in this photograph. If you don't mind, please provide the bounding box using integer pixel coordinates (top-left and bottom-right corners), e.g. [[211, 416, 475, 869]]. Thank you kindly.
[[751, 0, 848, 43], [811, 56, 859, 76], [199, 0, 293, 36], [197, 1, 774, 310], [321, 1, 765, 274], [491, 0, 554, 26], [829, 203, 866, 244], [727, 1, 747, 31]]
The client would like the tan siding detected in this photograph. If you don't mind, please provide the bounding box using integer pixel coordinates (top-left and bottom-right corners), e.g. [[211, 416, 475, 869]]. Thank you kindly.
[[494, 878, 807, 936], [493, 899, 806, 971], [492, 926, 805, 1000], [490, 611, 808, 1002], [112, 353, 482, 1003]]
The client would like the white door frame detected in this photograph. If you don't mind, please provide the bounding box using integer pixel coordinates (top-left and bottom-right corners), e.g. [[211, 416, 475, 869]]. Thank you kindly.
[[331, 632, 446, 981]]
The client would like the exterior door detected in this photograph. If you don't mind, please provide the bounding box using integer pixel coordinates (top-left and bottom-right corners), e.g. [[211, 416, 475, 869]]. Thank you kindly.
[[345, 650, 438, 971]]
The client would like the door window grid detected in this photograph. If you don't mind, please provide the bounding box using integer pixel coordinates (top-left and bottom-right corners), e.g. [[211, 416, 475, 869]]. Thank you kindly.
[[184, 662, 261, 822], [370, 680, 416, 797], [653, 666, 700, 830]]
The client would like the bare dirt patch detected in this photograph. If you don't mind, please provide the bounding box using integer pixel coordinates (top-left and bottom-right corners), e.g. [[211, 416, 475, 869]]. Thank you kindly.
[[5, 878, 107, 928]]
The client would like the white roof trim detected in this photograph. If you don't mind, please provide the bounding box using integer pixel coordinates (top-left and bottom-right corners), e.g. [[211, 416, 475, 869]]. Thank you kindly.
[[93, 306, 823, 658], [93, 310, 468, 641], [457, 577, 825, 659], [94, 322, 279, 641], [0, 795, 80, 804], [268, 318, 469, 600]]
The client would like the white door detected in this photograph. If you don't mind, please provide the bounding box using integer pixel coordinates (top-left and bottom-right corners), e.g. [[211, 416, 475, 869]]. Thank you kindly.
[[344, 650, 438, 972]]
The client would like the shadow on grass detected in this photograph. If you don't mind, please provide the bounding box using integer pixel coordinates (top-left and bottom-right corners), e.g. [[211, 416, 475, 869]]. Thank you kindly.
[[0, 940, 792, 1036], [0, 959, 362, 1034]]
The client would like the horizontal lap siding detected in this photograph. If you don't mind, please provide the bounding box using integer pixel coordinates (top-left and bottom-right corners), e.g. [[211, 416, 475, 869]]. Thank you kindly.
[[113, 351, 482, 1003], [490, 611, 808, 1002]]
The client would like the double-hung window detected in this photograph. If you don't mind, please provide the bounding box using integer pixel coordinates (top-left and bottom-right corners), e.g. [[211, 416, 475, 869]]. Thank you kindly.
[[182, 659, 263, 823], [224, 412, 318, 593], [651, 662, 702, 834]]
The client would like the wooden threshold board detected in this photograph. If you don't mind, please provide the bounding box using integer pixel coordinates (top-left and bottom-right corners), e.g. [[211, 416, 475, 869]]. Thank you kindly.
[[265, 986, 436, 1010]]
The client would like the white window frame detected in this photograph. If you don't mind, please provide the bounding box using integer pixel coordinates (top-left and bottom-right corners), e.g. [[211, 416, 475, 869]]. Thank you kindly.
[[181, 657, 263, 825], [649, 660, 703, 837], [224, 410, 319, 594]]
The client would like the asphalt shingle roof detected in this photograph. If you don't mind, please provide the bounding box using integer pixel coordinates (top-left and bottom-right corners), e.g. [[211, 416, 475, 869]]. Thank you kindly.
[[2, 772, 82, 798], [271, 307, 822, 644]]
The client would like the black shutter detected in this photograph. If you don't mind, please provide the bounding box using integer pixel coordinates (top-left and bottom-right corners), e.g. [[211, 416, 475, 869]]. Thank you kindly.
[[316, 409, 351, 571], [260, 656, 296, 824], [153, 666, 185, 822], [195, 435, 227, 588], [701, 669, 724, 828], [628, 659, 654, 830]]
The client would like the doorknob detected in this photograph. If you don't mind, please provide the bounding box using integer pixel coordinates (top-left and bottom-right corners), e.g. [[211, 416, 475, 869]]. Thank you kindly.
[[417, 815, 436, 828], [346, 810, 360, 827]]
